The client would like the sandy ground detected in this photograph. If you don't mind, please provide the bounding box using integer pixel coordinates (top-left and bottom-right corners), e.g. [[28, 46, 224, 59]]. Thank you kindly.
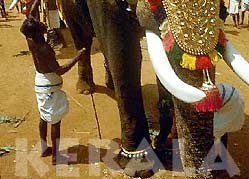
[[0, 1, 249, 178]]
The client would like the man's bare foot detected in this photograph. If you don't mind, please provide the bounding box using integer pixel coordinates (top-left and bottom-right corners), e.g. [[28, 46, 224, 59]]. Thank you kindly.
[[41, 147, 52, 157]]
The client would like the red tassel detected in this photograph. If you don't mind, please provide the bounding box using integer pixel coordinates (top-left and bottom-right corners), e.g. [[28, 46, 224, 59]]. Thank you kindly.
[[196, 87, 223, 112], [196, 55, 213, 70], [218, 29, 227, 48], [163, 31, 175, 53], [148, 0, 160, 12]]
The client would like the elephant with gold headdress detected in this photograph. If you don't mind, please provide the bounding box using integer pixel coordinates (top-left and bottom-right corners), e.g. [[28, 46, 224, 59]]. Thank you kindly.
[[137, 0, 248, 178], [31, 0, 248, 178]]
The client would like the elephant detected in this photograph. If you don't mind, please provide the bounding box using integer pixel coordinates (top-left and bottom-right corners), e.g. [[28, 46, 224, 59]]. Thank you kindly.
[[138, 0, 249, 178], [85, 0, 174, 177], [36, 0, 164, 177], [28, 0, 172, 177], [30, 0, 248, 178]]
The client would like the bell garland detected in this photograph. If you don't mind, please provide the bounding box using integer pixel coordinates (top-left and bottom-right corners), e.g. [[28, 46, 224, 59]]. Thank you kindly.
[[120, 146, 149, 159], [148, 0, 228, 112]]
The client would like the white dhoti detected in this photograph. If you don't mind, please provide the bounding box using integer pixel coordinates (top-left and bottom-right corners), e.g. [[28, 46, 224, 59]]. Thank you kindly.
[[214, 84, 245, 139], [35, 72, 69, 124], [242, 0, 249, 11], [229, 0, 239, 14]]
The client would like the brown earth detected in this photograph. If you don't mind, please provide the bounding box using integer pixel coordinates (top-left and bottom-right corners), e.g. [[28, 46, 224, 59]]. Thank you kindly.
[[0, 1, 249, 178]]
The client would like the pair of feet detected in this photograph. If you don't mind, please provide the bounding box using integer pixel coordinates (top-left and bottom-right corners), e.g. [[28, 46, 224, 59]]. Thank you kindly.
[[41, 147, 69, 165]]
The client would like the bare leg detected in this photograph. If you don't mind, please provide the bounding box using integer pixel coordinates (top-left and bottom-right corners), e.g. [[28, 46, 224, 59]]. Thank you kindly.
[[240, 11, 245, 25], [76, 46, 95, 95], [51, 121, 61, 165], [236, 13, 240, 27], [39, 119, 52, 157], [232, 14, 237, 27]]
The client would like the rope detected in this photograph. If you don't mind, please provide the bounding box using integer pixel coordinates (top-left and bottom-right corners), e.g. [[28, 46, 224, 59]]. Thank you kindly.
[[66, 91, 102, 139], [90, 93, 102, 139]]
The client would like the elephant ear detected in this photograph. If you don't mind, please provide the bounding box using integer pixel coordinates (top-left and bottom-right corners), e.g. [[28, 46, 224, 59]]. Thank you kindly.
[[136, 0, 160, 35]]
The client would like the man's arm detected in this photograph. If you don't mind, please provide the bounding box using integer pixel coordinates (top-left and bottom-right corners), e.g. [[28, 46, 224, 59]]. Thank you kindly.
[[55, 48, 86, 76]]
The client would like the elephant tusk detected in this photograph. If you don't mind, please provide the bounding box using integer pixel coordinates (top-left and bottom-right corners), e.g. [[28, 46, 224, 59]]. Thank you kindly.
[[145, 30, 206, 103], [224, 41, 249, 84]]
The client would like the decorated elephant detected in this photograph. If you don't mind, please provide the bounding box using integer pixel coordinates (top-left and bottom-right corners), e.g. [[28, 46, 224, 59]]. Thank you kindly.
[[138, 0, 249, 178], [31, 0, 161, 177], [30, 0, 248, 178]]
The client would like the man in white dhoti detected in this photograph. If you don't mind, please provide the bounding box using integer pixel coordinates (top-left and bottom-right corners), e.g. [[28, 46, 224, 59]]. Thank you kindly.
[[228, 0, 240, 27], [240, 0, 249, 25], [20, 18, 85, 165]]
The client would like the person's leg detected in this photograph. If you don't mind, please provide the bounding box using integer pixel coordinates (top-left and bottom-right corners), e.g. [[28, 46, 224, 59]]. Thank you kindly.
[[232, 14, 237, 27], [39, 118, 52, 157], [51, 121, 61, 165], [1, 1, 7, 17], [240, 11, 245, 24], [236, 13, 240, 27]]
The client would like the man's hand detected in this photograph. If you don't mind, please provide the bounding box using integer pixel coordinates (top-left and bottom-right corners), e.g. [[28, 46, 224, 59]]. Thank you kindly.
[[75, 48, 86, 61]]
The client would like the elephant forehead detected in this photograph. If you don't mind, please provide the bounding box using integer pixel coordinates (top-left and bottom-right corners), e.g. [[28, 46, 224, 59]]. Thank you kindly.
[[136, 0, 159, 34]]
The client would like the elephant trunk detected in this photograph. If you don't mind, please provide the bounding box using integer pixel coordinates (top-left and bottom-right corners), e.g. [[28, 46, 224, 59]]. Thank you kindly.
[[174, 100, 215, 179], [170, 53, 216, 178]]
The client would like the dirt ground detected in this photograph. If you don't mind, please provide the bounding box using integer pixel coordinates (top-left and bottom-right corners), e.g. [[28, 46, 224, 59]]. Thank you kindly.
[[0, 1, 249, 178]]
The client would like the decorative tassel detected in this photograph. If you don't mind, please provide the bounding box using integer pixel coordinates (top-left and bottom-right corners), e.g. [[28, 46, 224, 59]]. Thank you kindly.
[[209, 50, 223, 65], [218, 29, 227, 48], [196, 55, 213, 70], [163, 31, 174, 52], [22, 6, 29, 15], [148, 0, 160, 12], [181, 53, 197, 70], [215, 44, 225, 55], [171, 43, 184, 62], [196, 69, 223, 112]]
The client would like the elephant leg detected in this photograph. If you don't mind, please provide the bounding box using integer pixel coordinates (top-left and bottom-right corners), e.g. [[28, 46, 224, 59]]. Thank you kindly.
[[103, 54, 114, 90], [154, 78, 175, 161], [61, 0, 95, 95], [76, 39, 95, 95], [86, 1, 153, 177]]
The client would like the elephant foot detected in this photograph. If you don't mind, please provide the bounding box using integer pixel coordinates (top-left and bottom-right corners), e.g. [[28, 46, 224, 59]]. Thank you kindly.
[[114, 150, 154, 178], [154, 142, 175, 166], [76, 79, 95, 95], [154, 136, 181, 167]]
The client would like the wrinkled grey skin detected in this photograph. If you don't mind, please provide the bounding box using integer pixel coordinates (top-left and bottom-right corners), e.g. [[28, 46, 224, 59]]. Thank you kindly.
[[60, 0, 95, 94], [61, 0, 219, 178], [86, 0, 152, 151]]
